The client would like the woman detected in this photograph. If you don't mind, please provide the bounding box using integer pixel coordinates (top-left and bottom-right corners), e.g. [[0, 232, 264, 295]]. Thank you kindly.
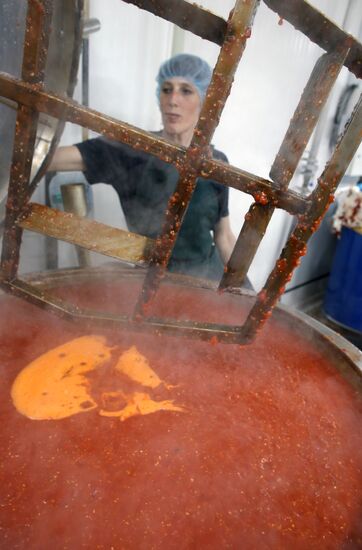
[[48, 53, 236, 280]]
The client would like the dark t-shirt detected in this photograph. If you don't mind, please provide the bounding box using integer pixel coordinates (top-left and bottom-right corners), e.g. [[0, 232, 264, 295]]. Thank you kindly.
[[76, 137, 229, 278]]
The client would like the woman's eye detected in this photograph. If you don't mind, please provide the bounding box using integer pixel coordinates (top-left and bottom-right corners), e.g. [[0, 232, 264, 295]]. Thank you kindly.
[[162, 86, 172, 94], [181, 87, 193, 95]]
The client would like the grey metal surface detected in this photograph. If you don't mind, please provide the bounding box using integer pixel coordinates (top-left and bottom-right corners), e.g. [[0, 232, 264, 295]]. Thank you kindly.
[[0, 0, 83, 228], [278, 301, 362, 400]]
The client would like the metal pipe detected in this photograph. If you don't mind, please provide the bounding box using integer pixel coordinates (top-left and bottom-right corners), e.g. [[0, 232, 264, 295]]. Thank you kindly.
[[61, 183, 92, 267]]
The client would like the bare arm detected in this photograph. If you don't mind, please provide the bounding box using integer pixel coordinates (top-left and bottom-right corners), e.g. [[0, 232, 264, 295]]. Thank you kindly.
[[47, 145, 85, 172], [214, 215, 236, 265]]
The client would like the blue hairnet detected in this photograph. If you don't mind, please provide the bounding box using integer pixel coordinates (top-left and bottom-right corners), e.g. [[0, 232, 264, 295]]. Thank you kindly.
[[156, 54, 212, 102]]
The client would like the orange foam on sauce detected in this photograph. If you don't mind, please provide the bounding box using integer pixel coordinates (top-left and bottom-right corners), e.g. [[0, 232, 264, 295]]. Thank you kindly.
[[11, 337, 184, 422], [99, 391, 184, 421], [11, 335, 109, 420], [114, 345, 163, 388]]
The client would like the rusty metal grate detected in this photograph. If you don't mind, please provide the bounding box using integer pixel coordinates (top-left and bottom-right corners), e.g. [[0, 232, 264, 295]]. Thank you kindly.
[[0, 0, 361, 344]]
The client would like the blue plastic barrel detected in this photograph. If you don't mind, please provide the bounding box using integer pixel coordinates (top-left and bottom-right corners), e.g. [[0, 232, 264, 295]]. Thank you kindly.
[[324, 226, 362, 332]]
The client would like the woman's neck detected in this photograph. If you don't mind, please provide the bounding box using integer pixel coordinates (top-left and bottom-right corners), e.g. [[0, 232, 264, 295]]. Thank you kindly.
[[161, 128, 194, 148]]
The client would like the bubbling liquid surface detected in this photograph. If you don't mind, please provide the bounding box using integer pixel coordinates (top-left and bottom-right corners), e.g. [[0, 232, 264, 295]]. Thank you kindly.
[[0, 276, 361, 549]]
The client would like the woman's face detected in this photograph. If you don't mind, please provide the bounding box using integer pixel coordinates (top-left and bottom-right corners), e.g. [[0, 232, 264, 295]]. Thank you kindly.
[[159, 78, 202, 147]]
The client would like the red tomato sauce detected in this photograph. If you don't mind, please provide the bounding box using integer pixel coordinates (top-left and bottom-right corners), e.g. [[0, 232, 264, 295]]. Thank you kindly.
[[0, 276, 361, 549]]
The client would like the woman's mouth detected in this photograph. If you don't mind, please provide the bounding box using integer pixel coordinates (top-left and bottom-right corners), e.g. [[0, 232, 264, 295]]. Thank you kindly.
[[165, 113, 181, 123]]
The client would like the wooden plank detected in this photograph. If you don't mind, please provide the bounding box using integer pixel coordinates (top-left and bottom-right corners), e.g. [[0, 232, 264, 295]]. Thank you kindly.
[[18, 203, 154, 265]]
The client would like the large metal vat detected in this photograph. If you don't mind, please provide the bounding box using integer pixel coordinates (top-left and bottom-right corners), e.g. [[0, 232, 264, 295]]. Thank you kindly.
[[0, 267, 361, 548]]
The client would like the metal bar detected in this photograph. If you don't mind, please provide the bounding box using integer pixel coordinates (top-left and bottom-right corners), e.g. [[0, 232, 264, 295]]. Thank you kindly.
[[0, 71, 185, 166], [0, 278, 249, 344], [45, 173, 58, 269], [200, 158, 309, 214], [0, 96, 17, 110], [134, 0, 261, 316], [240, 94, 362, 343], [17, 202, 154, 264], [0, 0, 53, 280], [263, 0, 362, 79], [81, 0, 91, 142], [21, 2, 53, 86], [81, 36, 90, 142], [220, 203, 275, 290], [121, 0, 227, 46], [0, 72, 310, 214], [60, 183, 92, 267], [220, 45, 349, 290], [270, 47, 350, 187], [28, 0, 84, 193], [0, 106, 39, 279], [125, 0, 362, 77]]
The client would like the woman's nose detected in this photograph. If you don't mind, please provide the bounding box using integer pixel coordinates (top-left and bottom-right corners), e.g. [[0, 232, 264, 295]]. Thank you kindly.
[[167, 91, 179, 106]]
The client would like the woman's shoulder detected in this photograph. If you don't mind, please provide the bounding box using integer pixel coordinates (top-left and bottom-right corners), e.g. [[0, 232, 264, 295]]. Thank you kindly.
[[211, 146, 228, 164]]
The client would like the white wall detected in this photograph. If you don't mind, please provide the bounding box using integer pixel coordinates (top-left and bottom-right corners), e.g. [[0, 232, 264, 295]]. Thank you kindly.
[[55, 0, 357, 285]]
